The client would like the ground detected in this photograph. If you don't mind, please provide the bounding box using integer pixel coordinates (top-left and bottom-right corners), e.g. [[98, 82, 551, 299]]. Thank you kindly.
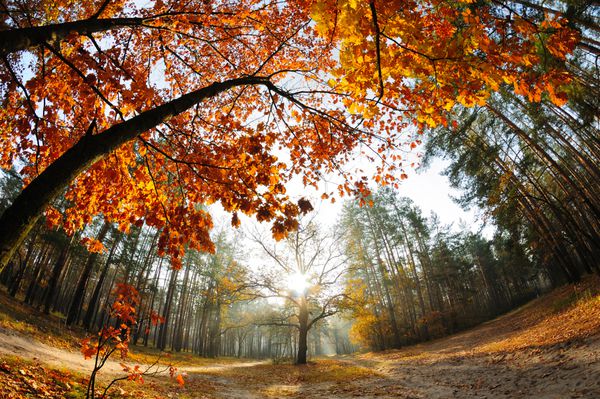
[[1, 276, 600, 398]]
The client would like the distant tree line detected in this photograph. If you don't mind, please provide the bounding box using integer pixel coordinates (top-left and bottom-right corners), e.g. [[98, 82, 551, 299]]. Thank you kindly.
[[340, 189, 544, 350], [0, 176, 353, 361], [342, 0, 599, 350]]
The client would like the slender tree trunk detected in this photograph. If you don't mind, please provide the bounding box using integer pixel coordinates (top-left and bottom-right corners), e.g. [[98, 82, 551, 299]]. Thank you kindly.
[[83, 233, 121, 330], [24, 244, 53, 305], [9, 232, 38, 297], [67, 222, 110, 325], [173, 263, 191, 352], [144, 258, 163, 346], [43, 237, 74, 314], [158, 268, 179, 350]]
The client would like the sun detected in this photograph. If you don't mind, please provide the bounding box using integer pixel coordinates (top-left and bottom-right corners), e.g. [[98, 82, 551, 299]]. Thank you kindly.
[[286, 272, 310, 294]]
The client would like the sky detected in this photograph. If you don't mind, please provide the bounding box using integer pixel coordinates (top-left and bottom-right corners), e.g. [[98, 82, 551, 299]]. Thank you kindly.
[[212, 153, 491, 240], [210, 153, 493, 299], [286, 156, 486, 233], [394, 158, 482, 230]]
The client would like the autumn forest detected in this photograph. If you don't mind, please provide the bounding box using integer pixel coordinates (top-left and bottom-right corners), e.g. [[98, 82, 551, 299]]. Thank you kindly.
[[0, 0, 598, 398]]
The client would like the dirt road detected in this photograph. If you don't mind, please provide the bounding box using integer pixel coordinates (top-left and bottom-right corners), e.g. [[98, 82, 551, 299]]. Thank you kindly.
[[1, 324, 600, 398], [1, 280, 600, 398]]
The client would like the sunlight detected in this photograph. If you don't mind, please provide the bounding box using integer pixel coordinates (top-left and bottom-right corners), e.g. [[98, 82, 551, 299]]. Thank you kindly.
[[286, 272, 310, 294]]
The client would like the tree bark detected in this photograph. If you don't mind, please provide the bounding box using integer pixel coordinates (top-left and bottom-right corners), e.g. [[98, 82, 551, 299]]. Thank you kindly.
[[296, 296, 309, 364], [158, 268, 179, 350], [83, 233, 121, 330], [43, 237, 74, 314], [8, 230, 38, 297], [66, 222, 110, 325], [0, 17, 148, 54]]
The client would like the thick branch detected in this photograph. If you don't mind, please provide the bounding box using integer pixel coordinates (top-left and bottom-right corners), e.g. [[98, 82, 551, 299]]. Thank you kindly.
[[0, 75, 270, 269], [254, 322, 299, 330], [369, 1, 384, 100], [308, 310, 338, 330], [0, 17, 146, 54]]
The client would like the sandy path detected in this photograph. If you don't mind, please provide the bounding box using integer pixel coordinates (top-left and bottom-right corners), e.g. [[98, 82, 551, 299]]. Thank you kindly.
[[343, 339, 600, 398], [0, 325, 264, 398], [184, 361, 267, 399], [1, 315, 600, 398], [255, 335, 599, 399], [0, 326, 125, 376]]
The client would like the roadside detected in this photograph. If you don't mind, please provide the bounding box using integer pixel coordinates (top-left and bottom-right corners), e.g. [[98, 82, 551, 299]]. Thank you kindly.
[[0, 276, 599, 398]]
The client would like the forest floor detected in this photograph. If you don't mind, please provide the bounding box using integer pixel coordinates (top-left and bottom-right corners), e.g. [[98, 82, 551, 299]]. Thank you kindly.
[[1, 276, 600, 398]]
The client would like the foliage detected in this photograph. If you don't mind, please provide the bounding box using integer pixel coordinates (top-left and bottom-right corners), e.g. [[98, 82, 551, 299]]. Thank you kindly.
[[80, 282, 181, 399], [340, 187, 545, 350], [0, 0, 581, 270], [0, 356, 89, 399], [0, 2, 597, 395], [312, 0, 577, 127]]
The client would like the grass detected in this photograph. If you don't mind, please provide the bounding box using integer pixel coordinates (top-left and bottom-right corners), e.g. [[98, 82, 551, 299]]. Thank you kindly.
[[0, 289, 83, 350], [202, 358, 382, 398], [127, 345, 253, 368], [209, 358, 380, 384], [0, 355, 89, 398]]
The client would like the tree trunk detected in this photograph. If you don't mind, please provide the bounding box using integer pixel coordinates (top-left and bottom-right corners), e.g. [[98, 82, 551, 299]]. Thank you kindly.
[[66, 222, 110, 325], [43, 237, 73, 314], [144, 258, 163, 347], [0, 18, 150, 54], [173, 263, 191, 352], [158, 268, 179, 350], [296, 296, 309, 365], [83, 233, 121, 330], [24, 244, 53, 305], [9, 232, 38, 297]]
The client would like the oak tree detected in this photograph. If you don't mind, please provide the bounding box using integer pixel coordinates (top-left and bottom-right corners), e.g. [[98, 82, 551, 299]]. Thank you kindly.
[[0, 0, 578, 270], [252, 220, 348, 364]]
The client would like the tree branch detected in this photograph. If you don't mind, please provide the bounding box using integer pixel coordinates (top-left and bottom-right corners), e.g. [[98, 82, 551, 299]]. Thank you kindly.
[[369, 1, 384, 100]]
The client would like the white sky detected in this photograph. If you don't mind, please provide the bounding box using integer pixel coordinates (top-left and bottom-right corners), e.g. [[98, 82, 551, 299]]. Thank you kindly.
[[308, 156, 489, 233], [212, 155, 491, 237], [395, 158, 480, 229]]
